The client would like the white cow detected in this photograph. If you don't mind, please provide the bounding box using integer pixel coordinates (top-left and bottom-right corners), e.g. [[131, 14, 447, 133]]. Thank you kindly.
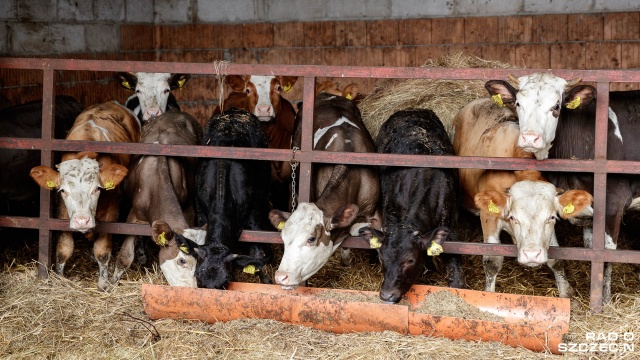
[[116, 72, 190, 121]]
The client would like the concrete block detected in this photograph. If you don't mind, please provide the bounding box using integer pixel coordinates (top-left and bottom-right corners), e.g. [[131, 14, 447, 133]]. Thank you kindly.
[[155, 0, 192, 23], [94, 0, 125, 21], [11, 23, 85, 55], [264, 0, 326, 22], [85, 24, 119, 52], [126, 0, 153, 23], [0, 0, 17, 20], [198, 0, 256, 22], [58, 0, 93, 21], [456, 0, 523, 16], [524, 0, 592, 14], [392, 0, 454, 18], [595, 0, 639, 12], [17, 0, 56, 21], [327, 0, 390, 20]]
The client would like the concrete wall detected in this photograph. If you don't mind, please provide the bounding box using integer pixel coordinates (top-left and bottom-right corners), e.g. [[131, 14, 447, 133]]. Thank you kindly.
[[1, 0, 639, 55]]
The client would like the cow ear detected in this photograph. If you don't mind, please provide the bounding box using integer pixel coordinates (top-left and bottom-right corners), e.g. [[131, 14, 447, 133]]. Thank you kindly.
[[30, 166, 60, 190], [358, 226, 385, 249], [115, 72, 137, 91], [329, 204, 359, 229], [485, 80, 517, 106], [279, 76, 298, 92], [474, 190, 507, 218], [563, 85, 596, 110], [170, 73, 190, 90], [556, 190, 594, 219], [232, 255, 264, 268], [99, 164, 128, 190], [226, 75, 249, 92], [420, 227, 450, 254], [269, 209, 291, 231], [342, 83, 361, 101], [77, 151, 99, 160], [151, 220, 175, 247]]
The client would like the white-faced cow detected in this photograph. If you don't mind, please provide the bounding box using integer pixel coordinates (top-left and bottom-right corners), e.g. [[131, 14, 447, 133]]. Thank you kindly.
[[111, 110, 203, 287], [194, 108, 274, 289], [488, 73, 640, 302], [216, 75, 298, 211], [116, 72, 190, 122], [268, 92, 381, 290], [30, 101, 140, 291], [453, 93, 593, 298], [358, 109, 465, 304]]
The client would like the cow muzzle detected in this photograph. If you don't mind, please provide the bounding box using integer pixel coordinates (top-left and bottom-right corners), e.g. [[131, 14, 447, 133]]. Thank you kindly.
[[518, 246, 548, 266], [70, 215, 95, 232], [379, 289, 403, 304], [274, 270, 300, 290], [518, 132, 545, 151], [144, 107, 162, 120]]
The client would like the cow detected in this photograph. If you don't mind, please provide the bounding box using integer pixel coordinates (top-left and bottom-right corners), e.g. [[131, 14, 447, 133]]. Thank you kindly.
[[194, 108, 274, 289], [315, 80, 364, 104], [115, 72, 190, 122], [489, 73, 640, 302], [268, 92, 381, 290], [357, 109, 465, 304], [29, 101, 141, 291], [452, 92, 593, 298], [215, 75, 298, 211], [0, 96, 83, 217], [111, 110, 203, 287]]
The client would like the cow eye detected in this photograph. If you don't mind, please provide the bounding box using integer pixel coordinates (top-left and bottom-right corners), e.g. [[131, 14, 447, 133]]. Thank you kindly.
[[136, 90, 141, 94], [276, 84, 282, 92], [552, 103, 560, 111], [515, 102, 520, 107], [164, 89, 170, 94], [508, 215, 517, 222], [307, 236, 316, 244], [58, 189, 65, 194], [93, 187, 101, 193], [178, 258, 187, 265], [245, 88, 251, 95], [405, 259, 415, 266], [549, 215, 558, 222]]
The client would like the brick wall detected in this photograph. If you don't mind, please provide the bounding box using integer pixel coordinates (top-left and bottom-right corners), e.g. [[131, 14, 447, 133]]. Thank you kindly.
[[1, 12, 639, 126]]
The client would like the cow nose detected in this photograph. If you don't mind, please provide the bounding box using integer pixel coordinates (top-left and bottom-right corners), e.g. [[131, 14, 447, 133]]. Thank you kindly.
[[520, 248, 545, 265], [519, 132, 542, 149], [71, 216, 92, 230], [145, 107, 162, 119], [255, 105, 273, 117], [379, 290, 400, 304], [275, 271, 290, 285]]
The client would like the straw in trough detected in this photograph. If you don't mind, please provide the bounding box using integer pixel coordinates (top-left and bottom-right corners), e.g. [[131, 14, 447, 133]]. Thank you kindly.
[[358, 52, 516, 141]]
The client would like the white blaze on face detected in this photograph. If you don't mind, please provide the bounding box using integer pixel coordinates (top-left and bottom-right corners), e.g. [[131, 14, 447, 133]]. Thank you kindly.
[[276, 203, 338, 289], [515, 73, 568, 159], [503, 181, 560, 266], [57, 158, 102, 232], [134, 72, 173, 121], [160, 251, 198, 288], [250, 75, 276, 120]]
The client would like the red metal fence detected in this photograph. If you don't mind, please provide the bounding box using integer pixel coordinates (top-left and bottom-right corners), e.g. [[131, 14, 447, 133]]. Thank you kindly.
[[1, 58, 640, 312]]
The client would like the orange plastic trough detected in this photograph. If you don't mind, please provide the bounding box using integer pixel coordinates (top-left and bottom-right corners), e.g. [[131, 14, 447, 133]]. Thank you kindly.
[[141, 282, 570, 354]]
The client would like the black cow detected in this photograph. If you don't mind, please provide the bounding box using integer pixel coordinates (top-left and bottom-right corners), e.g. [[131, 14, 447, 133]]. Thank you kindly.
[[0, 96, 83, 216], [115, 72, 190, 122], [194, 108, 273, 288], [359, 109, 465, 304]]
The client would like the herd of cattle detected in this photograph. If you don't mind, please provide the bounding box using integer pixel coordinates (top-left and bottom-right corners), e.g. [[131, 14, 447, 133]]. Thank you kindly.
[[1, 71, 640, 304]]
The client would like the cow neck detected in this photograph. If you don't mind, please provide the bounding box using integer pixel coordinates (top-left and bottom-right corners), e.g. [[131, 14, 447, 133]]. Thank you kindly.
[[144, 156, 190, 231]]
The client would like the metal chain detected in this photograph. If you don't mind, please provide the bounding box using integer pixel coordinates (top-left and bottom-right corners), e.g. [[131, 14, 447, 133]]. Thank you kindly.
[[290, 147, 300, 212]]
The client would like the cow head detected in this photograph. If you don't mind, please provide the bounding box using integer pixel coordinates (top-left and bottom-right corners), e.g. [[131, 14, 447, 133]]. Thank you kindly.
[[151, 220, 201, 288], [485, 73, 581, 160], [30, 152, 128, 232], [192, 245, 265, 289], [116, 72, 190, 121], [225, 75, 298, 122], [475, 180, 593, 266], [269, 202, 359, 289], [359, 226, 450, 304]]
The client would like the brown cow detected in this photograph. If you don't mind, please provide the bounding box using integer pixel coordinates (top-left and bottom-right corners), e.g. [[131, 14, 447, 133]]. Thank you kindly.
[[453, 95, 593, 298], [30, 101, 140, 291], [215, 75, 298, 211]]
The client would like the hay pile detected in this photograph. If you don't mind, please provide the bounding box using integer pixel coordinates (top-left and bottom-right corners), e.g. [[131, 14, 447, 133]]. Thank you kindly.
[[358, 52, 516, 140]]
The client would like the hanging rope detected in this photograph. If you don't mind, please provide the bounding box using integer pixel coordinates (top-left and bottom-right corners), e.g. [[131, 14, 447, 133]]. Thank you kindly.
[[290, 147, 300, 212], [213, 60, 230, 113]]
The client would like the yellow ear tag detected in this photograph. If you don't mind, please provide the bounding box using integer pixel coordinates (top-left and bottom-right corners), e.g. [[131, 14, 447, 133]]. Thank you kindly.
[[346, 93, 353, 100], [427, 241, 443, 256], [177, 78, 186, 89], [562, 202, 575, 214], [103, 179, 115, 190], [157, 232, 167, 246], [179, 244, 189, 254], [369, 236, 382, 249], [566, 96, 581, 110], [283, 84, 292, 92], [46, 180, 56, 189], [243, 264, 256, 274], [277, 221, 285, 231], [122, 81, 131, 90], [488, 200, 500, 214], [491, 94, 505, 107]]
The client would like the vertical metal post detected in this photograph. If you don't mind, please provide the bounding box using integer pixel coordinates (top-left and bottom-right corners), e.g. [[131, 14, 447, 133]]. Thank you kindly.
[[38, 64, 55, 279], [589, 82, 610, 312], [297, 76, 316, 203]]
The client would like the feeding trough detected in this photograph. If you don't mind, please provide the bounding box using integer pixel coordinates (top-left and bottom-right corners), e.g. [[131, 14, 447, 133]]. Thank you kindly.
[[142, 282, 569, 354]]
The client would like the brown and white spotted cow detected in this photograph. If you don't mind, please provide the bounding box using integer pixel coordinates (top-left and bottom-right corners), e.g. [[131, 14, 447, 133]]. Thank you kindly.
[[111, 110, 203, 287], [268, 92, 381, 289], [215, 75, 298, 211], [453, 93, 593, 298], [30, 101, 141, 291]]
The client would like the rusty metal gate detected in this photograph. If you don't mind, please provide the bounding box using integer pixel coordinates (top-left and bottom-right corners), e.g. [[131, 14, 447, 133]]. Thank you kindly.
[[1, 58, 640, 312]]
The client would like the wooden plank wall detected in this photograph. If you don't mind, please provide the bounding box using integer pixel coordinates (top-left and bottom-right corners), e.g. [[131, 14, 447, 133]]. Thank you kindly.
[[1, 12, 639, 126]]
